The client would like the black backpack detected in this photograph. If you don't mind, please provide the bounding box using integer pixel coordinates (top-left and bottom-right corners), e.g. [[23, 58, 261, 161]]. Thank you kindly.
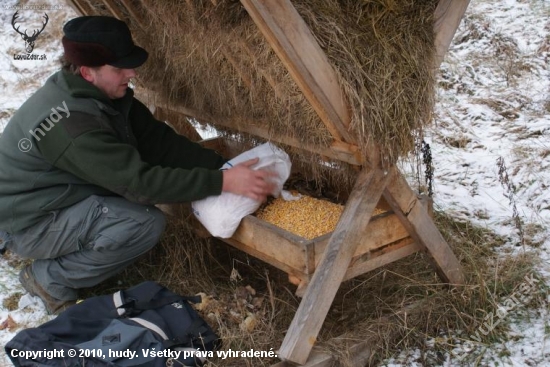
[[5, 281, 220, 366]]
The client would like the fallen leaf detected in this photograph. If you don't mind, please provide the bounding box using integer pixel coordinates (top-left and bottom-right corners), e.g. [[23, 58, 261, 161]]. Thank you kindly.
[[0, 315, 18, 331], [240, 313, 258, 333], [194, 292, 212, 311], [245, 285, 256, 296]]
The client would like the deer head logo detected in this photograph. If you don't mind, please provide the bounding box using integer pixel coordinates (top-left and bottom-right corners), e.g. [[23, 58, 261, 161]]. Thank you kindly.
[[11, 11, 49, 54]]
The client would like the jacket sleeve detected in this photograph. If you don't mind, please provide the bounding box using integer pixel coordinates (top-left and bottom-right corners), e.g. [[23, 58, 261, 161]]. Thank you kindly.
[[36, 112, 224, 204], [129, 99, 226, 169]]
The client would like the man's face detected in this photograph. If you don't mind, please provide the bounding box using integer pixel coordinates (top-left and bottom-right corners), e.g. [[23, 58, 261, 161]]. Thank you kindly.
[[84, 65, 136, 99]]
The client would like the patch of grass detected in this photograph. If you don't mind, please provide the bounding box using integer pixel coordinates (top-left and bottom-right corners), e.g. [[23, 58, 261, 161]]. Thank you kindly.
[[2, 251, 31, 271], [444, 134, 472, 149], [3, 292, 22, 311]]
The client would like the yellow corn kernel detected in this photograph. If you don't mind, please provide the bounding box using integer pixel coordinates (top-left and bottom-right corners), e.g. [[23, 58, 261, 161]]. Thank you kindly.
[[256, 196, 385, 239], [256, 196, 343, 239]]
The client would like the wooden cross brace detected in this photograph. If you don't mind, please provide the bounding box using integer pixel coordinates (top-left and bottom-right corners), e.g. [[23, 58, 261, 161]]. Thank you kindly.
[[239, 0, 470, 364], [278, 167, 464, 364]]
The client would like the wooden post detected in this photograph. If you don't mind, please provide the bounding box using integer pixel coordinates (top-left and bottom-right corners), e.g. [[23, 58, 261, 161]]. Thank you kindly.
[[433, 0, 471, 69], [278, 168, 391, 364], [383, 169, 464, 284], [151, 105, 362, 166]]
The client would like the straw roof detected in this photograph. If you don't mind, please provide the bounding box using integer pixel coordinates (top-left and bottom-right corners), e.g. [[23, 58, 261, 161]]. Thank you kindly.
[[87, 0, 438, 172]]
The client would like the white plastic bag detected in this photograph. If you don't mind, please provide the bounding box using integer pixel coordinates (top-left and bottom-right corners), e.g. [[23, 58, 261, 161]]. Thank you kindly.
[[192, 143, 291, 238]]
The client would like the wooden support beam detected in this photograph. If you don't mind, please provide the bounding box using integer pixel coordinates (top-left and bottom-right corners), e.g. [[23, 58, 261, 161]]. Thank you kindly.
[[313, 211, 410, 266], [278, 168, 390, 364], [230, 216, 308, 276], [240, 0, 355, 145], [433, 0, 471, 69], [158, 104, 363, 166], [383, 169, 464, 285], [154, 107, 203, 141], [344, 240, 421, 281]]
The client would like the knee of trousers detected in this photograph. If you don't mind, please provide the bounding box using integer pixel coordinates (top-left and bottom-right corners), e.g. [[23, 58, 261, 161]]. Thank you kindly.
[[98, 204, 167, 256], [139, 206, 167, 251]]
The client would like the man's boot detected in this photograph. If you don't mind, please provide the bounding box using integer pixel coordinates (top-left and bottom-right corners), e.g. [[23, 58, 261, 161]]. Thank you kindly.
[[19, 265, 75, 315]]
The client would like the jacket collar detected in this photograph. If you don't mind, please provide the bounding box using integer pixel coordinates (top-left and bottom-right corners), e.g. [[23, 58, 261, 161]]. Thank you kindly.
[[58, 69, 134, 117]]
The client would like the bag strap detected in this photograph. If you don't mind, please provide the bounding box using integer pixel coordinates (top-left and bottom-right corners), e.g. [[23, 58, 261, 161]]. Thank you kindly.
[[163, 319, 219, 349], [120, 295, 200, 314], [116, 282, 202, 316]]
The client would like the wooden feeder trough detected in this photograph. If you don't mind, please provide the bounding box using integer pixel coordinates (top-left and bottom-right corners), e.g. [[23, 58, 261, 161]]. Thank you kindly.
[[195, 135, 434, 298], [227, 195, 430, 297], [67, 0, 471, 365]]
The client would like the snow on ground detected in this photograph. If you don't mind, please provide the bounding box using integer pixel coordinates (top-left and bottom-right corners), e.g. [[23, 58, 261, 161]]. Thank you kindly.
[[384, 0, 550, 366], [0, 0, 549, 366]]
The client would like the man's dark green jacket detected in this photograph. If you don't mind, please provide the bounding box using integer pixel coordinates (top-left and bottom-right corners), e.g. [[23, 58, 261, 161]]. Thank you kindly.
[[0, 70, 225, 234]]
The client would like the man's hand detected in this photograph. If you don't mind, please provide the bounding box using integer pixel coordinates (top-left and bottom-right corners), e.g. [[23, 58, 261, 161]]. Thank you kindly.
[[222, 158, 277, 202]]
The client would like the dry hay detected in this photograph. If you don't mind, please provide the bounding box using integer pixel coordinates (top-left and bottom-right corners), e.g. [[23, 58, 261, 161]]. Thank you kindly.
[[87, 0, 438, 169], [83, 208, 545, 367]]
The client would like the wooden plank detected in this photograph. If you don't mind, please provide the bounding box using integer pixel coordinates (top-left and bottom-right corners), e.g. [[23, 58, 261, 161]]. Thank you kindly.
[[159, 104, 363, 166], [240, 0, 355, 144], [296, 239, 418, 297], [198, 136, 226, 152], [304, 241, 316, 277], [223, 237, 306, 281], [312, 211, 410, 266], [349, 236, 415, 269], [229, 215, 309, 276], [154, 107, 203, 141], [433, 0, 471, 69], [278, 168, 390, 364], [344, 240, 422, 281], [199, 136, 255, 160], [292, 242, 313, 297], [383, 169, 464, 285]]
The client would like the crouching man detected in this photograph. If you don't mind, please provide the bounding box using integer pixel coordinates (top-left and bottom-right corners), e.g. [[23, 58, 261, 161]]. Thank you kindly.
[[0, 16, 273, 314]]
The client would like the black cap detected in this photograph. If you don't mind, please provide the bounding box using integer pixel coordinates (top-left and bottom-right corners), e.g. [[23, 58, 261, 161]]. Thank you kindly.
[[62, 16, 148, 68]]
